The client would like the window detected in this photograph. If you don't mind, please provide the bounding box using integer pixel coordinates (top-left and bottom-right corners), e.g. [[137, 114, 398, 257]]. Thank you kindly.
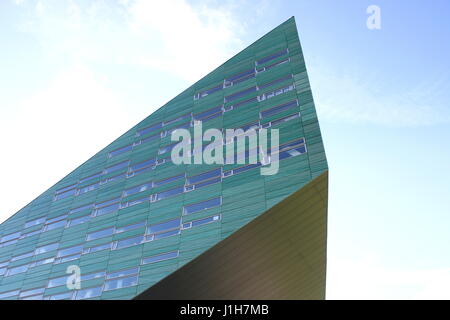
[[259, 84, 294, 102], [197, 84, 222, 99], [126, 196, 149, 208], [78, 182, 100, 195], [19, 287, 45, 298], [191, 214, 221, 227], [24, 217, 46, 228], [0, 231, 21, 243], [34, 257, 54, 267], [141, 133, 160, 144], [56, 184, 77, 194], [147, 218, 181, 235], [224, 68, 255, 87], [6, 264, 29, 276], [183, 197, 221, 215], [258, 74, 293, 90], [130, 158, 155, 173], [187, 168, 221, 185], [75, 286, 103, 300], [279, 145, 307, 160], [57, 245, 83, 258], [48, 292, 73, 300], [260, 57, 290, 72], [11, 251, 33, 262], [0, 290, 20, 299], [44, 219, 67, 231], [156, 186, 184, 201], [256, 48, 288, 65], [115, 235, 144, 250], [137, 122, 162, 136], [81, 271, 106, 281], [104, 275, 138, 291], [158, 143, 178, 155], [153, 229, 180, 240], [79, 172, 102, 184], [224, 86, 257, 103], [233, 96, 258, 109], [54, 188, 76, 200], [154, 174, 185, 187], [115, 221, 146, 234], [47, 275, 68, 288], [21, 229, 42, 239], [109, 144, 132, 158], [0, 268, 5, 276], [107, 267, 139, 280], [70, 203, 93, 214], [142, 251, 179, 265], [123, 182, 152, 197], [193, 105, 223, 121], [95, 202, 120, 217], [86, 227, 114, 241], [269, 113, 300, 127], [163, 113, 191, 126], [88, 243, 112, 253], [260, 100, 298, 118], [69, 214, 91, 227], [35, 243, 59, 255], [104, 161, 129, 174]]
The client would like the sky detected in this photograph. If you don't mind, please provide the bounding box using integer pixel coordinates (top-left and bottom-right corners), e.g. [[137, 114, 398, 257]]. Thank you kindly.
[[0, 0, 449, 299]]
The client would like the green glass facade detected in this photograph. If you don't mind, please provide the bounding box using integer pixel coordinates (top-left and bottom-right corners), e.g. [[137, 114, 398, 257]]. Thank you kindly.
[[0, 17, 327, 300]]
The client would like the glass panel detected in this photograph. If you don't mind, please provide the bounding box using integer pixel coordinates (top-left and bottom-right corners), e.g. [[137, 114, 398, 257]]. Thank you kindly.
[[69, 214, 91, 227], [55, 188, 76, 200], [79, 172, 102, 184], [11, 251, 34, 262], [115, 221, 146, 234], [191, 214, 221, 227], [35, 243, 59, 255], [153, 229, 180, 240], [19, 287, 45, 298], [89, 243, 112, 253], [75, 286, 103, 300], [187, 168, 221, 185], [109, 144, 132, 157], [256, 48, 288, 65], [7, 264, 29, 276], [258, 74, 292, 90], [57, 245, 83, 258], [224, 86, 257, 103], [78, 182, 99, 194], [104, 275, 138, 291], [137, 122, 162, 136], [1, 231, 21, 243], [183, 197, 221, 215], [193, 105, 222, 121], [81, 271, 106, 281], [124, 182, 152, 197], [86, 227, 114, 241], [116, 235, 144, 250], [131, 158, 155, 172], [141, 133, 160, 144], [104, 161, 129, 174], [49, 292, 73, 300], [0, 290, 20, 299], [107, 267, 139, 279], [156, 186, 184, 201], [45, 219, 67, 231], [95, 203, 120, 217], [70, 203, 93, 214], [142, 251, 179, 265], [48, 276, 68, 288], [147, 218, 181, 235], [153, 174, 185, 187], [261, 100, 298, 118], [24, 217, 46, 228]]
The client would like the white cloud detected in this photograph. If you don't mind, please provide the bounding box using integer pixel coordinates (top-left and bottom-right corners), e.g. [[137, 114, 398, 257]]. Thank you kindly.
[[327, 255, 450, 299], [0, 65, 136, 223]]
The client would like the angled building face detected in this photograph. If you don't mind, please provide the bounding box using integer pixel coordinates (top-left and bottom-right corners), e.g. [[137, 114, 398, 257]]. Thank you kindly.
[[0, 17, 328, 300]]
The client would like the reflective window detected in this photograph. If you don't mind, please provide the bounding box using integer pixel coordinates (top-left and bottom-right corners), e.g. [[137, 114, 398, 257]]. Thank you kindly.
[[123, 182, 152, 197], [142, 251, 179, 265], [79, 172, 102, 184], [269, 113, 300, 126], [95, 202, 120, 217], [57, 245, 83, 258], [47, 275, 68, 288], [187, 168, 221, 185], [45, 219, 67, 231], [109, 144, 132, 158], [256, 48, 288, 65], [6, 264, 29, 276], [258, 74, 292, 90], [260, 100, 298, 118], [81, 271, 106, 281], [75, 286, 103, 300], [156, 186, 184, 201], [126, 196, 149, 207], [89, 243, 112, 253], [0, 290, 20, 299], [34, 257, 54, 267], [0, 231, 21, 243], [107, 267, 139, 280], [46, 214, 67, 224], [137, 122, 162, 136], [104, 275, 138, 291], [183, 197, 221, 215], [158, 143, 178, 155], [141, 133, 160, 144], [104, 172, 126, 183], [163, 113, 191, 126], [54, 188, 76, 200], [11, 251, 33, 262], [233, 96, 258, 109], [104, 161, 129, 174], [75, 183, 95, 194], [56, 184, 77, 194], [70, 203, 93, 214], [35, 243, 59, 255], [21, 229, 42, 239], [233, 163, 261, 174], [153, 229, 180, 240], [86, 227, 114, 241], [19, 287, 45, 298], [197, 84, 222, 99], [48, 292, 73, 300], [24, 217, 46, 228], [191, 214, 221, 227], [130, 158, 155, 172], [224, 86, 257, 103], [115, 221, 146, 234], [193, 105, 223, 121], [69, 214, 91, 227], [154, 174, 185, 187], [116, 235, 144, 250], [147, 218, 181, 235]]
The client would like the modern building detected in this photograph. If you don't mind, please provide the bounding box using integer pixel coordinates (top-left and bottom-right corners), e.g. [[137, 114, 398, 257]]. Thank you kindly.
[[0, 17, 328, 300]]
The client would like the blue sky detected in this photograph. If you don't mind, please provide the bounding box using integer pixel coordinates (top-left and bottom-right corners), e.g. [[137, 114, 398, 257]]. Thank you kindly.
[[0, 0, 449, 299]]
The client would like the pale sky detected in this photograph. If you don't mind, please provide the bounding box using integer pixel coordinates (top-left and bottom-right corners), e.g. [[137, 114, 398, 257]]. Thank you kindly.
[[0, 0, 449, 299]]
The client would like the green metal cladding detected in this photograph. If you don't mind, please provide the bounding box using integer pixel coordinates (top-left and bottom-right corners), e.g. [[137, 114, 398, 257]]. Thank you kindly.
[[0, 16, 327, 300]]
